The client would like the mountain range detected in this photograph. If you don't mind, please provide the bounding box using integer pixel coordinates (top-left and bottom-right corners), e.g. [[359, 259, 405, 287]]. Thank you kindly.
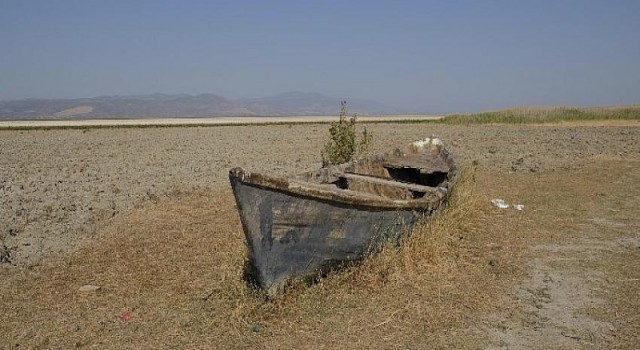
[[0, 92, 397, 120]]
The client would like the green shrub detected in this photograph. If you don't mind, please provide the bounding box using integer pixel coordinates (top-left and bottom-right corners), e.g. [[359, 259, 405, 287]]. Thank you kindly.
[[321, 101, 373, 167]]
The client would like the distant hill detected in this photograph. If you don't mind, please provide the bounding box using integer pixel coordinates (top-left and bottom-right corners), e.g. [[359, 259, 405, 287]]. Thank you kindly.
[[0, 92, 397, 120], [237, 92, 395, 116]]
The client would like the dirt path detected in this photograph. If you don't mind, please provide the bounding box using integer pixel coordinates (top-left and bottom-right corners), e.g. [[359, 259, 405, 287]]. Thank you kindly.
[[487, 236, 639, 349], [481, 161, 640, 349]]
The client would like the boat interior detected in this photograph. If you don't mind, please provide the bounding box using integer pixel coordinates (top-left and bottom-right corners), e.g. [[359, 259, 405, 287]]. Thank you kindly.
[[294, 152, 454, 201]]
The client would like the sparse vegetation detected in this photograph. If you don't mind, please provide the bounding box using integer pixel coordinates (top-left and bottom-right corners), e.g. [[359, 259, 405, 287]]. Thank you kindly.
[[321, 101, 373, 166], [443, 106, 640, 125]]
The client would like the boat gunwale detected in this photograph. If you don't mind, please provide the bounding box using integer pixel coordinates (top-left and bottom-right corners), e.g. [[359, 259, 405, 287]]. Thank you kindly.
[[229, 167, 446, 210]]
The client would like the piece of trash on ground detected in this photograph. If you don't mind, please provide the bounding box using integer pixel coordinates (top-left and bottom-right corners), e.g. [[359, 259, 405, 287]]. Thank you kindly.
[[78, 285, 101, 293], [491, 199, 510, 209], [514, 204, 525, 211]]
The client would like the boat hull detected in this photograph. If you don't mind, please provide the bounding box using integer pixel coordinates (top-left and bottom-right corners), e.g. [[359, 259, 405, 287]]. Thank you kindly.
[[230, 176, 429, 296]]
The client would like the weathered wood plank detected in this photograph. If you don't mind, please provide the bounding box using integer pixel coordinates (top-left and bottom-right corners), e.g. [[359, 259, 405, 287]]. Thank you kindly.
[[334, 172, 439, 193]]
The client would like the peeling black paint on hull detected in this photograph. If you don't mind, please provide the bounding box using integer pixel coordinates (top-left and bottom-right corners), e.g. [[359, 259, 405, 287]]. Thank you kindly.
[[230, 176, 428, 296]]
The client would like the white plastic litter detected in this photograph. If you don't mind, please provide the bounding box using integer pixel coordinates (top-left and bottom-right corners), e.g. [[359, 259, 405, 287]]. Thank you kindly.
[[491, 199, 510, 209], [78, 284, 101, 293], [411, 137, 443, 152], [514, 204, 525, 211]]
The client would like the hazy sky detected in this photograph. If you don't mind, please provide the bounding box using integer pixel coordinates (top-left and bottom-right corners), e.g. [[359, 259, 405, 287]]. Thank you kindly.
[[1, 1, 638, 113]]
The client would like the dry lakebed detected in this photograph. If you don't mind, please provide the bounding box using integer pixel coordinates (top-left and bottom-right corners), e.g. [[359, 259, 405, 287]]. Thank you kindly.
[[1, 120, 638, 349]]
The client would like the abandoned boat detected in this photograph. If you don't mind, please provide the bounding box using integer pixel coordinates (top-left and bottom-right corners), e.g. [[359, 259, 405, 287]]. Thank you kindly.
[[229, 137, 458, 296]]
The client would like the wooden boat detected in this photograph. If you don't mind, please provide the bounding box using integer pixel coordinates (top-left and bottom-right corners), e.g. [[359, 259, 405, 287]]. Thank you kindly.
[[229, 137, 458, 296]]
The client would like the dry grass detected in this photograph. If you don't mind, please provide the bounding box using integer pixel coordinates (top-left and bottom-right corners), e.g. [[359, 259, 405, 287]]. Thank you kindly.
[[0, 169, 504, 349], [443, 105, 640, 124], [1, 159, 638, 349]]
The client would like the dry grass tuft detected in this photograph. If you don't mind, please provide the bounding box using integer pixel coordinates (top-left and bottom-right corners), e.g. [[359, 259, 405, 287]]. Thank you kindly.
[[335, 167, 482, 290]]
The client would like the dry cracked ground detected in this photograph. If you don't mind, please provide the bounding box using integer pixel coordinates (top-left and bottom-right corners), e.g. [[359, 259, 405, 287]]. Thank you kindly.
[[0, 121, 638, 349]]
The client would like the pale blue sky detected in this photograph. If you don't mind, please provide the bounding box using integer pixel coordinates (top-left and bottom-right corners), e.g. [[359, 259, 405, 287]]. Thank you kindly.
[[1, 0, 638, 112]]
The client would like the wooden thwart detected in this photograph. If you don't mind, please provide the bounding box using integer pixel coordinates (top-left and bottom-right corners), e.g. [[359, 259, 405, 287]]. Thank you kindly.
[[334, 172, 439, 193]]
